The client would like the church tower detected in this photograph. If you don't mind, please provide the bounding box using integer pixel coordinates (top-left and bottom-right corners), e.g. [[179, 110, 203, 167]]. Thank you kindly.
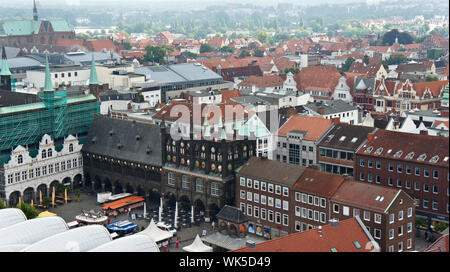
[[0, 45, 12, 91], [89, 54, 100, 99], [33, 0, 39, 21]]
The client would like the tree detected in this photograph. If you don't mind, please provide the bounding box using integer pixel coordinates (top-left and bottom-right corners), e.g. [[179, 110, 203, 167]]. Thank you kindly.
[[220, 46, 234, 53], [340, 57, 355, 72], [284, 68, 300, 74], [425, 76, 439, 82], [0, 198, 6, 209], [144, 46, 171, 64], [382, 55, 407, 67], [253, 49, 265, 57], [238, 50, 251, 58], [200, 44, 215, 53], [257, 31, 268, 44], [381, 29, 413, 45], [75, 189, 81, 202], [17, 201, 39, 219]]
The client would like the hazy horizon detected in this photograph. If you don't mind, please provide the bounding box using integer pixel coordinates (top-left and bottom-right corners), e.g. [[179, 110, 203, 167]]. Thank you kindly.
[[0, 0, 398, 9]]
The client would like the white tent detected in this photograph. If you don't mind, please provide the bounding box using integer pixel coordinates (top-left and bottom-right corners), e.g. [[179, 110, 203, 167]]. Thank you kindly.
[[0, 208, 27, 230], [0, 216, 68, 247], [21, 225, 112, 252], [89, 234, 160, 252], [182, 234, 213, 252], [137, 219, 173, 244]]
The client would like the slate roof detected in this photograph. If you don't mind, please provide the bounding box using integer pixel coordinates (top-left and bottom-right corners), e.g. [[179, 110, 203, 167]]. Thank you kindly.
[[0, 90, 40, 106], [318, 123, 375, 151], [81, 116, 162, 167], [216, 205, 249, 224], [304, 100, 357, 116], [237, 157, 306, 187]]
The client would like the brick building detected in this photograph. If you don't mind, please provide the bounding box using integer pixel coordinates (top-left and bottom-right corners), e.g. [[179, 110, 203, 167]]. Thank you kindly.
[[236, 157, 306, 239], [236, 157, 416, 252], [355, 129, 449, 224], [0, 1, 75, 49], [331, 180, 416, 252]]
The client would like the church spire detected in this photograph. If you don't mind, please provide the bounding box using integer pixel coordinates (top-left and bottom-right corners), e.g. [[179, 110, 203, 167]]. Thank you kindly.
[[89, 54, 99, 85], [33, 0, 38, 21], [1, 45, 12, 91], [1, 45, 11, 76], [43, 54, 54, 92]]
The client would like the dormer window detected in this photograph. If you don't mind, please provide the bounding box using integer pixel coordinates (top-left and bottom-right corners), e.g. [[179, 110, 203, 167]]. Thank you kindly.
[[429, 155, 439, 163], [417, 153, 427, 161], [393, 150, 403, 158], [374, 147, 383, 155], [47, 149, 52, 157], [42, 149, 47, 159], [69, 143, 74, 152], [405, 152, 414, 160], [18, 155, 23, 164]]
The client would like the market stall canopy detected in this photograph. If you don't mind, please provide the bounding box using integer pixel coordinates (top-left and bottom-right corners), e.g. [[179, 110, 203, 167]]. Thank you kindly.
[[0, 216, 68, 248], [89, 234, 160, 252], [38, 210, 57, 218], [21, 225, 112, 252], [0, 208, 27, 230], [137, 219, 173, 243], [183, 234, 213, 252], [102, 196, 144, 211]]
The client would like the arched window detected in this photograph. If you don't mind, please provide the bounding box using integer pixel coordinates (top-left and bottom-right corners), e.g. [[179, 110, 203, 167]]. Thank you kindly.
[[69, 143, 74, 152], [47, 148, 52, 157], [42, 149, 47, 159], [18, 155, 23, 164]]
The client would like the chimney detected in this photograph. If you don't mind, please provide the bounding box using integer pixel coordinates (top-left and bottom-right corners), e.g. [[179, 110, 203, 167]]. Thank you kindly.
[[329, 218, 339, 228], [367, 132, 375, 142], [318, 226, 323, 237], [331, 117, 340, 125]]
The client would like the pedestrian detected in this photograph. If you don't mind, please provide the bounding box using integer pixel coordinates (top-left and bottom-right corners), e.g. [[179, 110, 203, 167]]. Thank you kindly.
[[212, 221, 215, 231]]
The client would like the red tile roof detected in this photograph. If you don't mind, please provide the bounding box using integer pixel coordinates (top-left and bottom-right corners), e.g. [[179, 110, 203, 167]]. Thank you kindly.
[[238, 74, 284, 88], [294, 65, 342, 94], [425, 234, 449, 252], [293, 168, 345, 198], [331, 180, 402, 213], [278, 115, 334, 141], [220, 89, 242, 103], [83, 39, 116, 52], [233, 217, 375, 252]]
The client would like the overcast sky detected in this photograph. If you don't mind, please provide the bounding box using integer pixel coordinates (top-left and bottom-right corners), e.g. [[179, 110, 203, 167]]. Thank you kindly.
[[0, 0, 386, 8]]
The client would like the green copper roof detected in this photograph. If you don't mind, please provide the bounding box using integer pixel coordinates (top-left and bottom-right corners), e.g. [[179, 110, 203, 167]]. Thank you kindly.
[[89, 54, 99, 85], [1, 19, 72, 36], [43, 54, 54, 92], [221, 127, 227, 140], [204, 125, 211, 138], [0, 46, 11, 76], [442, 83, 449, 103]]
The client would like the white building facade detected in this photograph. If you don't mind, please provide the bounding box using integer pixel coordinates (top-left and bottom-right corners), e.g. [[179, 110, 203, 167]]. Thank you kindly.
[[0, 134, 84, 206]]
